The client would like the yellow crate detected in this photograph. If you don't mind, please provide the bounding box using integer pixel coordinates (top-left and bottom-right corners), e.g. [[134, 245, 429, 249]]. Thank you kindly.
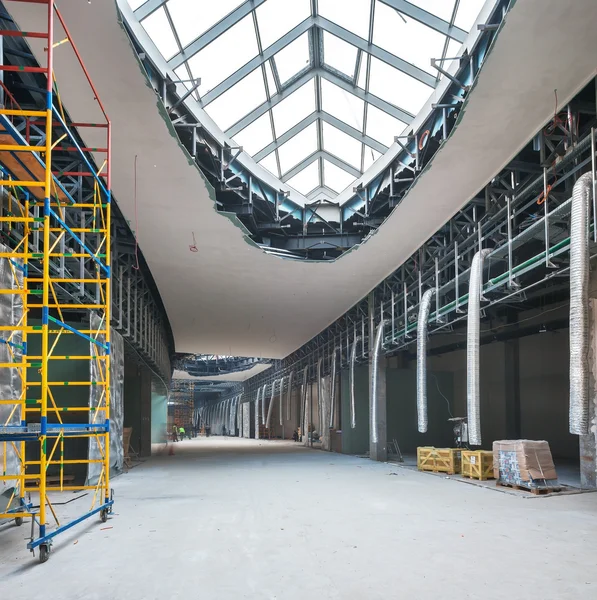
[[461, 450, 494, 480], [417, 447, 461, 475]]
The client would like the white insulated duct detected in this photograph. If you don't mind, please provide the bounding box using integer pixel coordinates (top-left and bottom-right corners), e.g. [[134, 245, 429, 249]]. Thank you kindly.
[[569, 172, 592, 435], [255, 386, 262, 438], [329, 346, 339, 429], [350, 335, 361, 429], [279, 376, 285, 426], [370, 320, 387, 445], [261, 382, 266, 425], [266, 379, 277, 429], [301, 366, 308, 433], [317, 358, 324, 433], [467, 248, 491, 445], [417, 288, 436, 433], [286, 371, 293, 421]]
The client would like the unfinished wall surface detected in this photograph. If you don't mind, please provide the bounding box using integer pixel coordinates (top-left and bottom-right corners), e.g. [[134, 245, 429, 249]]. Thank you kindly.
[[124, 358, 152, 457], [151, 377, 168, 445], [267, 387, 300, 440], [340, 365, 369, 455], [386, 368, 454, 455]]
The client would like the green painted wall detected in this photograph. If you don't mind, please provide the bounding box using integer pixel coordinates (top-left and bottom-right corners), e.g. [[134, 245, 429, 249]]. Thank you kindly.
[[340, 365, 369, 455]]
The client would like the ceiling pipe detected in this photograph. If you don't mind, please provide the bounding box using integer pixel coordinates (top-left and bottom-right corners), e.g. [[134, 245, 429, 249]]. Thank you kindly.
[[467, 248, 491, 445], [569, 172, 592, 435], [417, 288, 435, 433]]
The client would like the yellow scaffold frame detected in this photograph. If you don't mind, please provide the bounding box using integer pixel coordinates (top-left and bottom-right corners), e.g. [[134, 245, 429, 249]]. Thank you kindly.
[[0, 0, 113, 563]]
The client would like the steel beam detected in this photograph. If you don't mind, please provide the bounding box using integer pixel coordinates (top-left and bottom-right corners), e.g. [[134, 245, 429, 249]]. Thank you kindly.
[[281, 150, 360, 182]]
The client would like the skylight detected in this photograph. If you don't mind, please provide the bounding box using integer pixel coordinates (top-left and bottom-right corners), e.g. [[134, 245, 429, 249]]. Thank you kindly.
[[128, 0, 485, 201]]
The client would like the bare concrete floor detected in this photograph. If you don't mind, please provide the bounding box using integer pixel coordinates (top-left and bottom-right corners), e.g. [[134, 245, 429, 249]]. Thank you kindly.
[[1, 437, 596, 599]]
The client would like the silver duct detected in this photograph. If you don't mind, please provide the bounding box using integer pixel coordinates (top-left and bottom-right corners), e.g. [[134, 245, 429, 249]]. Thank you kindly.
[[370, 320, 387, 445], [317, 358, 323, 433], [350, 335, 361, 429], [329, 346, 339, 429], [301, 366, 308, 432], [417, 288, 435, 433], [261, 382, 266, 424], [279, 376, 285, 426], [286, 371, 293, 421], [570, 172, 592, 435], [467, 248, 491, 445], [255, 387, 262, 439], [266, 379, 277, 429]]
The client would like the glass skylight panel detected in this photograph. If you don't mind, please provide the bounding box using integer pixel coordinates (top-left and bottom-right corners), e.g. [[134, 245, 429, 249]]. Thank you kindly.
[[232, 113, 274, 156], [272, 80, 316, 137], [273, 32, 311, 85], [323, 159, 356, 193], [454, 0, 484, 31], [368, 57, 432, 115], [255, 0, 312, 50], [366, 104, 407, 146], [141, 7, 178, 61], [167, 0, 246, 49], [128, 0, 148, 11], [205, 68, 267, 132], [186, 15, 258, 95], [322, 31, 359, 78], [373, 3, 446, 75], [407, 0, 457, 22], [318, 0, 371, 41], [322, 122, 362, 170], [287, 161, 319, 195], [258, 152, 279, 177], [357, 54, 368, 89], [321, 79, 364, 130], [278, 122, 318, 174], [363, 147, 381, 171]]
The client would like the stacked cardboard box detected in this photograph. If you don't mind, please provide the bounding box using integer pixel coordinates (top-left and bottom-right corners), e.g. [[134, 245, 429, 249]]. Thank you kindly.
[[493, 440, 558, 489]]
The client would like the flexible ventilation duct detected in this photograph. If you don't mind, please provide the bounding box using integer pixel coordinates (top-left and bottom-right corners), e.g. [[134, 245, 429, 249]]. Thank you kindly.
[[261, 383, 266, 425], [286, 371, 293, 421], [279, 376, 285, 426], [329, 346, 339, 428], [301, 366, 308, 432], [266, 379, 277, 429], [467, 248, 491, 445], [370, 320, 387, 445], [570, 172, 592, 435], [417, 288, 435, 433], [317, 358, 323, 433], [255, 387, 262, 438], [350, 336, 361, 429]]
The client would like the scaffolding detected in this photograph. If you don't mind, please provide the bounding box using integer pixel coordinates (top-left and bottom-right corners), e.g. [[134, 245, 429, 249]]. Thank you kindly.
[[0, 0, 112, 562]]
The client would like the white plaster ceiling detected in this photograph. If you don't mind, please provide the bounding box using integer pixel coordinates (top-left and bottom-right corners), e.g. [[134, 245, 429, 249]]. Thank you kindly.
[[11, 0, 597, 358]]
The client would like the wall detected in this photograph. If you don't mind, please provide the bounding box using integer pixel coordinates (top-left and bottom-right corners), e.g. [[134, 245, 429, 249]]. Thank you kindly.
[[123, 357, 152, 457], [340, 365, 369, 455], [267, 387, 301, 439], [151, 377, 168, 445], [386, 367, 454, 454]]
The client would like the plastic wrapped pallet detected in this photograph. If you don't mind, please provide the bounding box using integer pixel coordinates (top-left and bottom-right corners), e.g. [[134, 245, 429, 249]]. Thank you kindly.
[[493, 440, 558, 488]]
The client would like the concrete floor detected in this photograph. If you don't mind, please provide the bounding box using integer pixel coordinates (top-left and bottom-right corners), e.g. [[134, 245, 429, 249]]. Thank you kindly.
[[1, 437, 596, 599]]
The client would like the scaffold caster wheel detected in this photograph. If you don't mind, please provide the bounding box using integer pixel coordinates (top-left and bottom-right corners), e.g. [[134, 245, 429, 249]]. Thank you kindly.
[[100, 509, 108, 523], [39, 544, 50, 563], [15, 517, 23, 527]]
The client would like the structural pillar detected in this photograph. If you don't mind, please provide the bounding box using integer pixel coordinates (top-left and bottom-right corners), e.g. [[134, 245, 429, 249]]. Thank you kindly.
[[369, 291, 387, 461], [581, 292, 597, 488]]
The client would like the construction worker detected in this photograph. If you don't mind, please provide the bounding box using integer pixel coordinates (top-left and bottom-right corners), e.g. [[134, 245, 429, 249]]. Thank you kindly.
[[179, 425, 186, 440], [172, 424, 178, 442]]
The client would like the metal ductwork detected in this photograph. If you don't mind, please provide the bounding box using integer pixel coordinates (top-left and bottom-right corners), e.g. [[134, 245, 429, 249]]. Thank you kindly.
[[467, 248, 491, 446], [266, 379, 277, 429], [569, 172, 592, 435], [279, 376, 285, 426], [417, 288, 435, 433], [350, 335, 361, 429], [261, 383, 266, 425], [329, 346, 339, 429], [301, 366, 308, 434], [286, 371, 293, 421], [370, 320, 387, 445], [317, 357, 324, 433]]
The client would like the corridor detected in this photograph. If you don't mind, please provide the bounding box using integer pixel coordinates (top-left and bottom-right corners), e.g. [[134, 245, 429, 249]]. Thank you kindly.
[[1, 438, 596, 599]]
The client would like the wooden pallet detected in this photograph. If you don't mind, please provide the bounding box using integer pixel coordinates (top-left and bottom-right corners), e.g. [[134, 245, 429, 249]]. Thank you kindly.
[[461, 450, 494, 480], [496, 481, 561, 495], [417, 447, 461, 475]]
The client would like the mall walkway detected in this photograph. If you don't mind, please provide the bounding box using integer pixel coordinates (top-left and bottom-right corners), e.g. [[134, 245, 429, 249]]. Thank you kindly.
[[1, 437, 596, 599]]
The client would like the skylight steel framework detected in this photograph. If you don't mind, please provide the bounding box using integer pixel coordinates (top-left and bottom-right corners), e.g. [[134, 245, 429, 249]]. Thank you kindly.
[[122, 0, 505, 260]]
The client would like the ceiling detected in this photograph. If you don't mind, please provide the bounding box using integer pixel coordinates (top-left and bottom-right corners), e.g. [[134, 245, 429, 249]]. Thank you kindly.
[[10, 0, 597, 358], [128, 0, 480, 200]]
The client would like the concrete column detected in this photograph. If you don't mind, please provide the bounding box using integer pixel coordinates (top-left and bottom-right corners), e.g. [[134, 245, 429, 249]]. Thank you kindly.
[[581, 296, 597, 488], [369, 291, 387, 462]]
